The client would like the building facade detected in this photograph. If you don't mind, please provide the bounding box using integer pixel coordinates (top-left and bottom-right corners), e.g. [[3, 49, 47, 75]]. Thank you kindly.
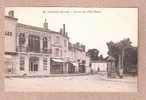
[[91, 61, 107, 73], [68, 42, 86, 73], [4, 11, 88, 76]]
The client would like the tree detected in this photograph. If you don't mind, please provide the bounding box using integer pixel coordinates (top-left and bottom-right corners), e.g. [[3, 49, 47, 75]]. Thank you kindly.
[[106, 38, 137, 74], [86, 49, 99, 61], [106, 41, 120, 68], [124, 47, 137, 73]]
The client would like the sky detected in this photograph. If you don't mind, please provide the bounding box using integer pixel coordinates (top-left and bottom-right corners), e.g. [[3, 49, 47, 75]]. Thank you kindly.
[[5, 7, 138, 57]]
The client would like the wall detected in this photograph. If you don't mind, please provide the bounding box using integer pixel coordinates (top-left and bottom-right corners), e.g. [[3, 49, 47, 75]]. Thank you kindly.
[[4, 17, 17, 53], [91, 62, 107, 72]]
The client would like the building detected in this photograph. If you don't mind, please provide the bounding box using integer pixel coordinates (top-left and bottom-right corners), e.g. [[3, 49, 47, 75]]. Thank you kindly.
[[68, 42, 86, 73], [4, 11, 88, 76], [85, 55, 91, 73], [91, 60, 107, 73]]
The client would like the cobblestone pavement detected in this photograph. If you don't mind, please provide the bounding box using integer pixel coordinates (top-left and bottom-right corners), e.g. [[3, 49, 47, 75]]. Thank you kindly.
[[5, 74, 137, 92]]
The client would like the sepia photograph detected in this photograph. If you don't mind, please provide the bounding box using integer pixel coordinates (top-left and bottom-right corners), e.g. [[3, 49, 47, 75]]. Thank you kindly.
[[4, 7, 138, 92]]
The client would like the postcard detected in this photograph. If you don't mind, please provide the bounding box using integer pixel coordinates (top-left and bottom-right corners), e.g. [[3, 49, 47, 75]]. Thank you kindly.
[[4, 7, 138, 92]]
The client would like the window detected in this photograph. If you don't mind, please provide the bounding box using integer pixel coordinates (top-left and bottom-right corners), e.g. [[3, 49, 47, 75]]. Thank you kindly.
[[43, 37, 48, 52], [64, 39, 67, 47], [77, 59, 80, 63], [20, 56, 25, 71], [19, 33, 25, 47], [43, 58, 48, 70], [55, 36, 60, 44], [33, 64, 38, 71], [29, 57, 39, 72], [28, 35, 40, 52], [5, 31, 12, 36], [82, 60, 86, 64], [55, 48, 59, 57]]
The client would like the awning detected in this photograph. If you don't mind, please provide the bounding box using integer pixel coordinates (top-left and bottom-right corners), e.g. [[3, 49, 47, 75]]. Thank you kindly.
[[72, 62, 78, 66], [52, 58, 64, 63], [5, 52, 18, 55]]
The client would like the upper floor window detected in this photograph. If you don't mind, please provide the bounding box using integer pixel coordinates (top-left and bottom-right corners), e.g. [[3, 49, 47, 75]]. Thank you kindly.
[[19, 33, 25, 47], [43, 37, 48, 51], [28, 35, 40, 52], [77, 59, 80, 63], [55, 36, 60, 44], [82, 60, 86, 64], [55, 48, 59, 57], [5, 31, 12, 36]]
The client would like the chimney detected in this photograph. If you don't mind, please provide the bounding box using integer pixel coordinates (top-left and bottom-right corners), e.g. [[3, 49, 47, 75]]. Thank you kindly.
[[43, 18, 48, 29], [8, 10, 14, 17], [63, 24, 65, 35]]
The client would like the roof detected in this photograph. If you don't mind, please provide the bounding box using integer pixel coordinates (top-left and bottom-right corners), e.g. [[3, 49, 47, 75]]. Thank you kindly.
[[107, 56, 116, 61], [17, 23, 52, 32], [5, 16, 18, 20], [91, 60, 107, 63], [17, 23, 69, 38], [69, 42, 85, 52]]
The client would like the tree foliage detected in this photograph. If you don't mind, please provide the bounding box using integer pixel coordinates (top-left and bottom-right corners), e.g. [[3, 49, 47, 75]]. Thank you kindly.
[[87, 49, 99, 61], [106, 38, 137, 74]]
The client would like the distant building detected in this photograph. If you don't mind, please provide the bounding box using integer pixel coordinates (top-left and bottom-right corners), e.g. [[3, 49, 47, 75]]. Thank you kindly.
[[91, 60, 107, 73], [68, 42, 86, 73], [4, 11, 88, 76]]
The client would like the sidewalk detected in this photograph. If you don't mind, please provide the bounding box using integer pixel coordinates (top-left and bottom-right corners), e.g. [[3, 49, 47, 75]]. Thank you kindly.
[[5, 73, 91, 78]]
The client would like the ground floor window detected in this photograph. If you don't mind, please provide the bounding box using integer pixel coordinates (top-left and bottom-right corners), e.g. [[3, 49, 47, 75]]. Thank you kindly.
[[5, 60, 14, 73], [20, 56, 25, 71], [29, 57, 39, 72]]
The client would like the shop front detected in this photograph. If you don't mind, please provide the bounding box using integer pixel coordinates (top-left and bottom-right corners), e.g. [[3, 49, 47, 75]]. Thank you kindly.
[[79, 64, 86, 73], [50, 58, 64, 74], [67, 62, 76, 73]]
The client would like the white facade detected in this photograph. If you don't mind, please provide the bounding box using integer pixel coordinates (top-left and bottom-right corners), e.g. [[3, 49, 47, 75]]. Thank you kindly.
[[85, 56, 91, 73], [4, 16, 18, 75], [5, 16, 17, 53], [91, 61, 107, 73]]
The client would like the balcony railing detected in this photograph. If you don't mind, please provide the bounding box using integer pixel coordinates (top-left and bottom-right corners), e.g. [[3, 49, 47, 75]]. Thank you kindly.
[[42, 48, 52, 54], [16, 46, 52, 54], [16, 46, 26, 52]]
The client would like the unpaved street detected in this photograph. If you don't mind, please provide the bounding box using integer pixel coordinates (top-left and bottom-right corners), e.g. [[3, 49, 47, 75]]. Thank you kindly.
[[5, 74, 137, 92]]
